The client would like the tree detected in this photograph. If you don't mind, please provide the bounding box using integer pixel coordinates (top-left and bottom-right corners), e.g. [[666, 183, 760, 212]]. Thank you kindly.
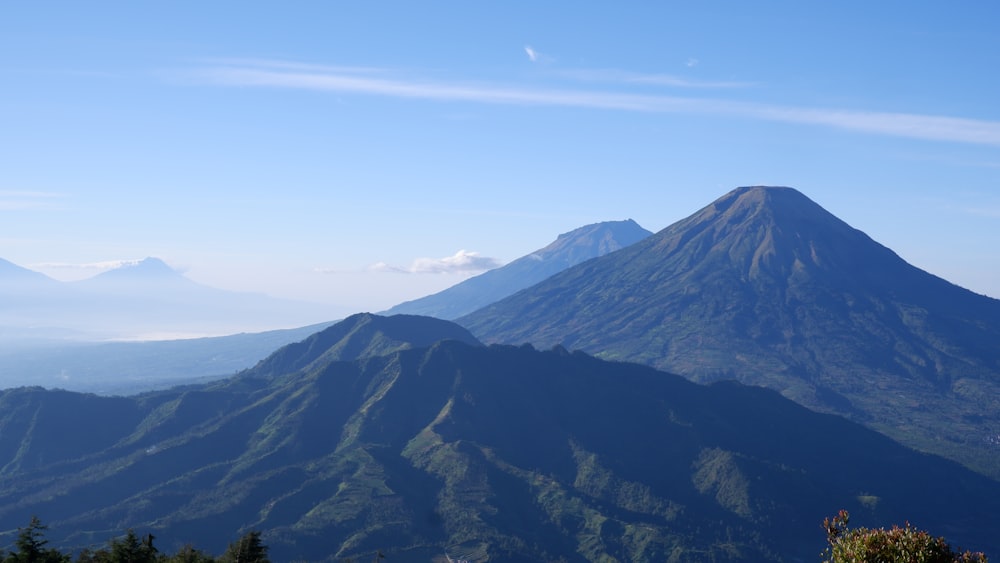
[[3, 516, 68, 563], [105, 529, 157, 563], [822, 510, 988, 563], [161, 544, 214, 563], [219, 531, 268, 563]]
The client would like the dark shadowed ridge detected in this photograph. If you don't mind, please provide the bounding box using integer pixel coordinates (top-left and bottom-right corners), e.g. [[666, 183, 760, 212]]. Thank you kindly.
[[459, 186, 1000, 477], [250, 312, 482, 377], [382, 219, 652, 319], [0, 326, 999, 561]]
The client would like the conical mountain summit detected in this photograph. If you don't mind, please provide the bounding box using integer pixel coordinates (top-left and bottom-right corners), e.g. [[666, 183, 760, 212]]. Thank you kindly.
[[92, 257, 181, 279], [460, 186, 1000, 477]]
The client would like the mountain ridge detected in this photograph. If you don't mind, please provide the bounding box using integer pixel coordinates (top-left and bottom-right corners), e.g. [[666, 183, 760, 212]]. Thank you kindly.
[[250, 312, 482, 377]]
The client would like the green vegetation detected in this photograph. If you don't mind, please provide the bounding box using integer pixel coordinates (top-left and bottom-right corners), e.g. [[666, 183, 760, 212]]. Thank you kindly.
[[3, 516, 67, 563], [822, 510, 987, 562], [1, 517, 261, 563], [0, 315, 997, 560]]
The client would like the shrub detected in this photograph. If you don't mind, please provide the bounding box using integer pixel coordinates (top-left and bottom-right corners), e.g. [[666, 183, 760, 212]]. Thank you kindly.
[[822, 510, 987, 563]]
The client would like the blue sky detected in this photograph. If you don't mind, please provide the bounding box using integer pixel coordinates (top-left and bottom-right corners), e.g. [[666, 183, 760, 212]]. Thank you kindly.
[[2, 2, 999, 313]]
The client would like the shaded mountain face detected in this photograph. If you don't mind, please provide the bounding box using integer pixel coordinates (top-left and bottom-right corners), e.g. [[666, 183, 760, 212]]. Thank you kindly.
[[383, 219, 652, 319], [0, 257, 348, 342], [0, 315, 997, 561], [459, 186, 1000, 478]]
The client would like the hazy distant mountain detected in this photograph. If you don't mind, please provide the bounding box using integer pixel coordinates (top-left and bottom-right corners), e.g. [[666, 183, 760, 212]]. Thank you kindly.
[[0, 257, 349, 342], [0, 259, 72, 342], [0, 258, 58, 286], [0, 314, 996, 561], [0, 321, 336, 395], [383, 219, 652, 319], [460, 186, 1000, 478], [75, 257, 195, 289]]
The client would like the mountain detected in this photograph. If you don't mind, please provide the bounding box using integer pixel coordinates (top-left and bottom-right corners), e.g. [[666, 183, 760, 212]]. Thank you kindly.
[[459, 186, 1000, 478], [0, 257, 349, 342], [0, 258, 57, 286], [251, 312, 482, 376], [0, 314, 997, 561], [383, 220, 652, 319], [0, 259, 72, 342], [75, 257, 195, 289]]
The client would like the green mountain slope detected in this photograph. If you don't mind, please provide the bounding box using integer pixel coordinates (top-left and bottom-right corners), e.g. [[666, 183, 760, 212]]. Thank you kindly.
[[459, 186, 1000, 477], [0, 315, 997, 561], [250, 312, 482, 377], [382, 220, 652, 319]]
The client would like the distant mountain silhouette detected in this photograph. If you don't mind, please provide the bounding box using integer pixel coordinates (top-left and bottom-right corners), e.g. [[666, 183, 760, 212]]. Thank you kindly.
[[0, 258, 57, 285], [0, 259, 71, 342], [460, 186, 1000, 477], [76, 257, 193, 287], [383, 220, 652, 319], [0, 314, 997, 561], [0, 257, 349, 342]]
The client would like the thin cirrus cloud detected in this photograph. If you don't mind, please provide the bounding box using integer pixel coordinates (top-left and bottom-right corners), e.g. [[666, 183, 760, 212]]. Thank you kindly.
[[0, 190, 63, 211], [189, 60, 1000, 147], [363, 250, 502, 275], [556, 68, 752, 89]]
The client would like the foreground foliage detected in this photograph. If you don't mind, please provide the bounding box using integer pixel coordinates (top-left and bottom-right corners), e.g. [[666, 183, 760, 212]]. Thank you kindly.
[[0, 518, 267, 563], [823, 510, 987, 563]]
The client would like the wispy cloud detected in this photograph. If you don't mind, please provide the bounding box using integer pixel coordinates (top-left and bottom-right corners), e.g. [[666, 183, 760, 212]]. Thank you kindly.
[[958, 206, 1000, 219], [197, 57, 387, 75], [0, 190, 63, 211], [314, 250, 502, 276], [368, 250, 502, 275], [188, 60, 1000, 147], [523, 45, 554, 64], [557, 68, 751, 89], [30, 259, 143, 273]]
